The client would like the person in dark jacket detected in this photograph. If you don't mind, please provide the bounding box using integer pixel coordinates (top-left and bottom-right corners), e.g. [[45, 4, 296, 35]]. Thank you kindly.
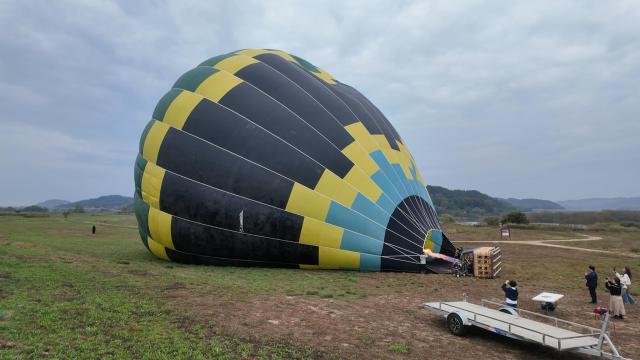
[[605, 277, 626, 319], [585, 265, 598, 304], [502, 280, 518, 308]]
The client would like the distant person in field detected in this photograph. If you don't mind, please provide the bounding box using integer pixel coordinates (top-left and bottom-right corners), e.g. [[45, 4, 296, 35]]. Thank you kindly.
[[502, 280, 518, 308], [615, 267, 635, 305], [605, 276, 626, 320], [585, 265, 598, 304]]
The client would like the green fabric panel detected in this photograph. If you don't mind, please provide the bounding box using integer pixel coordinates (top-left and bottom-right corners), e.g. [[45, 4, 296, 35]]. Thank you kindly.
[[133, 154, 147, 197], [152, 89, 182, 121], [138, 120, 154, 154], [291, 54, 319, 73], [173, 67, 218, 92], [134, 195, 150, 249]]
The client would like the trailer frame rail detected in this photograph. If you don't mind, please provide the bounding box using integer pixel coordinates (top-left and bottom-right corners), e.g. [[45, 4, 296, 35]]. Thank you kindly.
[[421, 299, 630, 360]]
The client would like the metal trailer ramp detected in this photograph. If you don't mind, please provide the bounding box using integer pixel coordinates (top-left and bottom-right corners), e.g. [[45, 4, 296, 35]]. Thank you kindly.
[[422, 300, 630, 359]]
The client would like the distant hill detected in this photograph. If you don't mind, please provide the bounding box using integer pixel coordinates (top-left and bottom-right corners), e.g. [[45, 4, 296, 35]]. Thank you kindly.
[[499, 198, 564, 211], [427, 185, 515, 219], [558, 197, 640, 211], [36, 199, 70, 209], [55, 195, 133, 211]]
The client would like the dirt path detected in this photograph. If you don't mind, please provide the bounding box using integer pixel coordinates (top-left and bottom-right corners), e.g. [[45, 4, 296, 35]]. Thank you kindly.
[[456, 234, 640, 258], [79, 220, 138, 229]]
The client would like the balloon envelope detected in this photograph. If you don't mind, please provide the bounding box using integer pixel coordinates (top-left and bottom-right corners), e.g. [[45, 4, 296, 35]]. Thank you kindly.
[[135, 49, 455, 272]]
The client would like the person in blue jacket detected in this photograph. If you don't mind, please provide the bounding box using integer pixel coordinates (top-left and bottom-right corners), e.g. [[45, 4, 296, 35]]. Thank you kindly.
[[502, 280, 518, 308], [585, 265, 598, 304]]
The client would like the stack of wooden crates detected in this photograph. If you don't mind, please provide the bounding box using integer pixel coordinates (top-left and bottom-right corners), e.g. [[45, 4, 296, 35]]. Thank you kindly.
[[473, 247, 502, 279]]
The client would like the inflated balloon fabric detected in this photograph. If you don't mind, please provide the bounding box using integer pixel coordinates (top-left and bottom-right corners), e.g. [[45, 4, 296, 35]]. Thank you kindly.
[[134, 49, 456, 271]]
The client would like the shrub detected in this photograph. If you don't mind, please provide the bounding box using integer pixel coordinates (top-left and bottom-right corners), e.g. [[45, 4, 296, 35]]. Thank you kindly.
[[440, 214, 456, 224], [20, 205, 48, 213], [502, 211, 529, 224]]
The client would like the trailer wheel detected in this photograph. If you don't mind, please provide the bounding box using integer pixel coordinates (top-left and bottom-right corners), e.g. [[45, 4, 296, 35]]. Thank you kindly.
[[446, 313, 468, 336]]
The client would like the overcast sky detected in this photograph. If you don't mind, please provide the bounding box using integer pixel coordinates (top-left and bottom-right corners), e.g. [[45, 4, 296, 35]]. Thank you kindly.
[[1, 0, 639, 206]]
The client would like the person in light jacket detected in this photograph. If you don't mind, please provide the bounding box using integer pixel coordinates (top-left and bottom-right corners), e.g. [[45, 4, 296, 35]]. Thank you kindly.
[[615, 267, 635, 305], [605, 277, 626, 319], [502, 280, 518, 308]]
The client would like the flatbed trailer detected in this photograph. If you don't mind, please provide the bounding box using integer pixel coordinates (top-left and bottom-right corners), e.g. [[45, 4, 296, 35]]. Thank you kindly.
[[422, 299, 630, 360]]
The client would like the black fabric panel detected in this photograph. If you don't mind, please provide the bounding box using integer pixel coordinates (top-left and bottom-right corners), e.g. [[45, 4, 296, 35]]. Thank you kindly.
[[339, 83, 402, 143], [170, 217, 319, 264], [381, 196, 428, 271], [329, 82, 434, 224], [165, 247, 300, 268], [254, 53, 358, 127], [182, 99, 323, 189], [156, 127, 293, 209], [327, 83, 400, 151], [440, 233, 456, 258], [382, 196, 427, 253], [234, 62, 353, 150], [379, 256, 423, 272], [424, 203, 441, 231], [423, 259, 454, 274], [377, 254, 451, 273], [159, 172, 303, 242], [219, 83, 354, 179], [380, 196, 456, 271]]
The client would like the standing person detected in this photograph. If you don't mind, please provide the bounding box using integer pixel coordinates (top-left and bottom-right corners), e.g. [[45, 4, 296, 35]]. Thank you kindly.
[[605, 277, 626, 319], [501, 280, 518, 308], [615, 267, 635, 305], [585, 265, 598, 304]]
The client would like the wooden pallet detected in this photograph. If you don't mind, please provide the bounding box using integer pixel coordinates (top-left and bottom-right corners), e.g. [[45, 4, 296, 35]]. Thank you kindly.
[[473, 247, 503, 279]]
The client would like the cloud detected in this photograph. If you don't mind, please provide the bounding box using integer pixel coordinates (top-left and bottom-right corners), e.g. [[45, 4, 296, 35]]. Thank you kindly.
[[0, 0, 639, 204], [0, 122, 132, 205]]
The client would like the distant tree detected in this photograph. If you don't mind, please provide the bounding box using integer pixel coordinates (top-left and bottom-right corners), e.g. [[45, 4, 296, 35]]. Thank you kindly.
[[72, 205, 85, 213], [440, 214, 456, 224], [119, 204, 134, 213], [528, 210, 640, 225], [502, 211, 529, 224], [62, 211, 70, 219], [21, 205, 49, 213], [484, 216, 500, 226]]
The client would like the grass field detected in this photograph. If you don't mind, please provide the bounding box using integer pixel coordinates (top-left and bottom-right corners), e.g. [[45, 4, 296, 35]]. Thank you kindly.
[[1, 214, 639, 359]]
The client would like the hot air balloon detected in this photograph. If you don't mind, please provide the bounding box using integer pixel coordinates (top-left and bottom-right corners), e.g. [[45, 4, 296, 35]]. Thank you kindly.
[[134, 49, 456, 272]]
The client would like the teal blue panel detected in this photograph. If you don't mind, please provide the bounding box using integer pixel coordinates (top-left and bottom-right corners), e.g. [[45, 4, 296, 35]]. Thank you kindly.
[[392, 163, 417, 197], [359, 253, 381, 271], [375, 192, 396, 215], [409, 165, 434, 208], [341, 229, 383, 256], [326, 201, 385, 241], [369, 151, 405, 203], [428, 229, 443, 253], [371, 170, 402, 206], [351, 193, 388, 228]]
